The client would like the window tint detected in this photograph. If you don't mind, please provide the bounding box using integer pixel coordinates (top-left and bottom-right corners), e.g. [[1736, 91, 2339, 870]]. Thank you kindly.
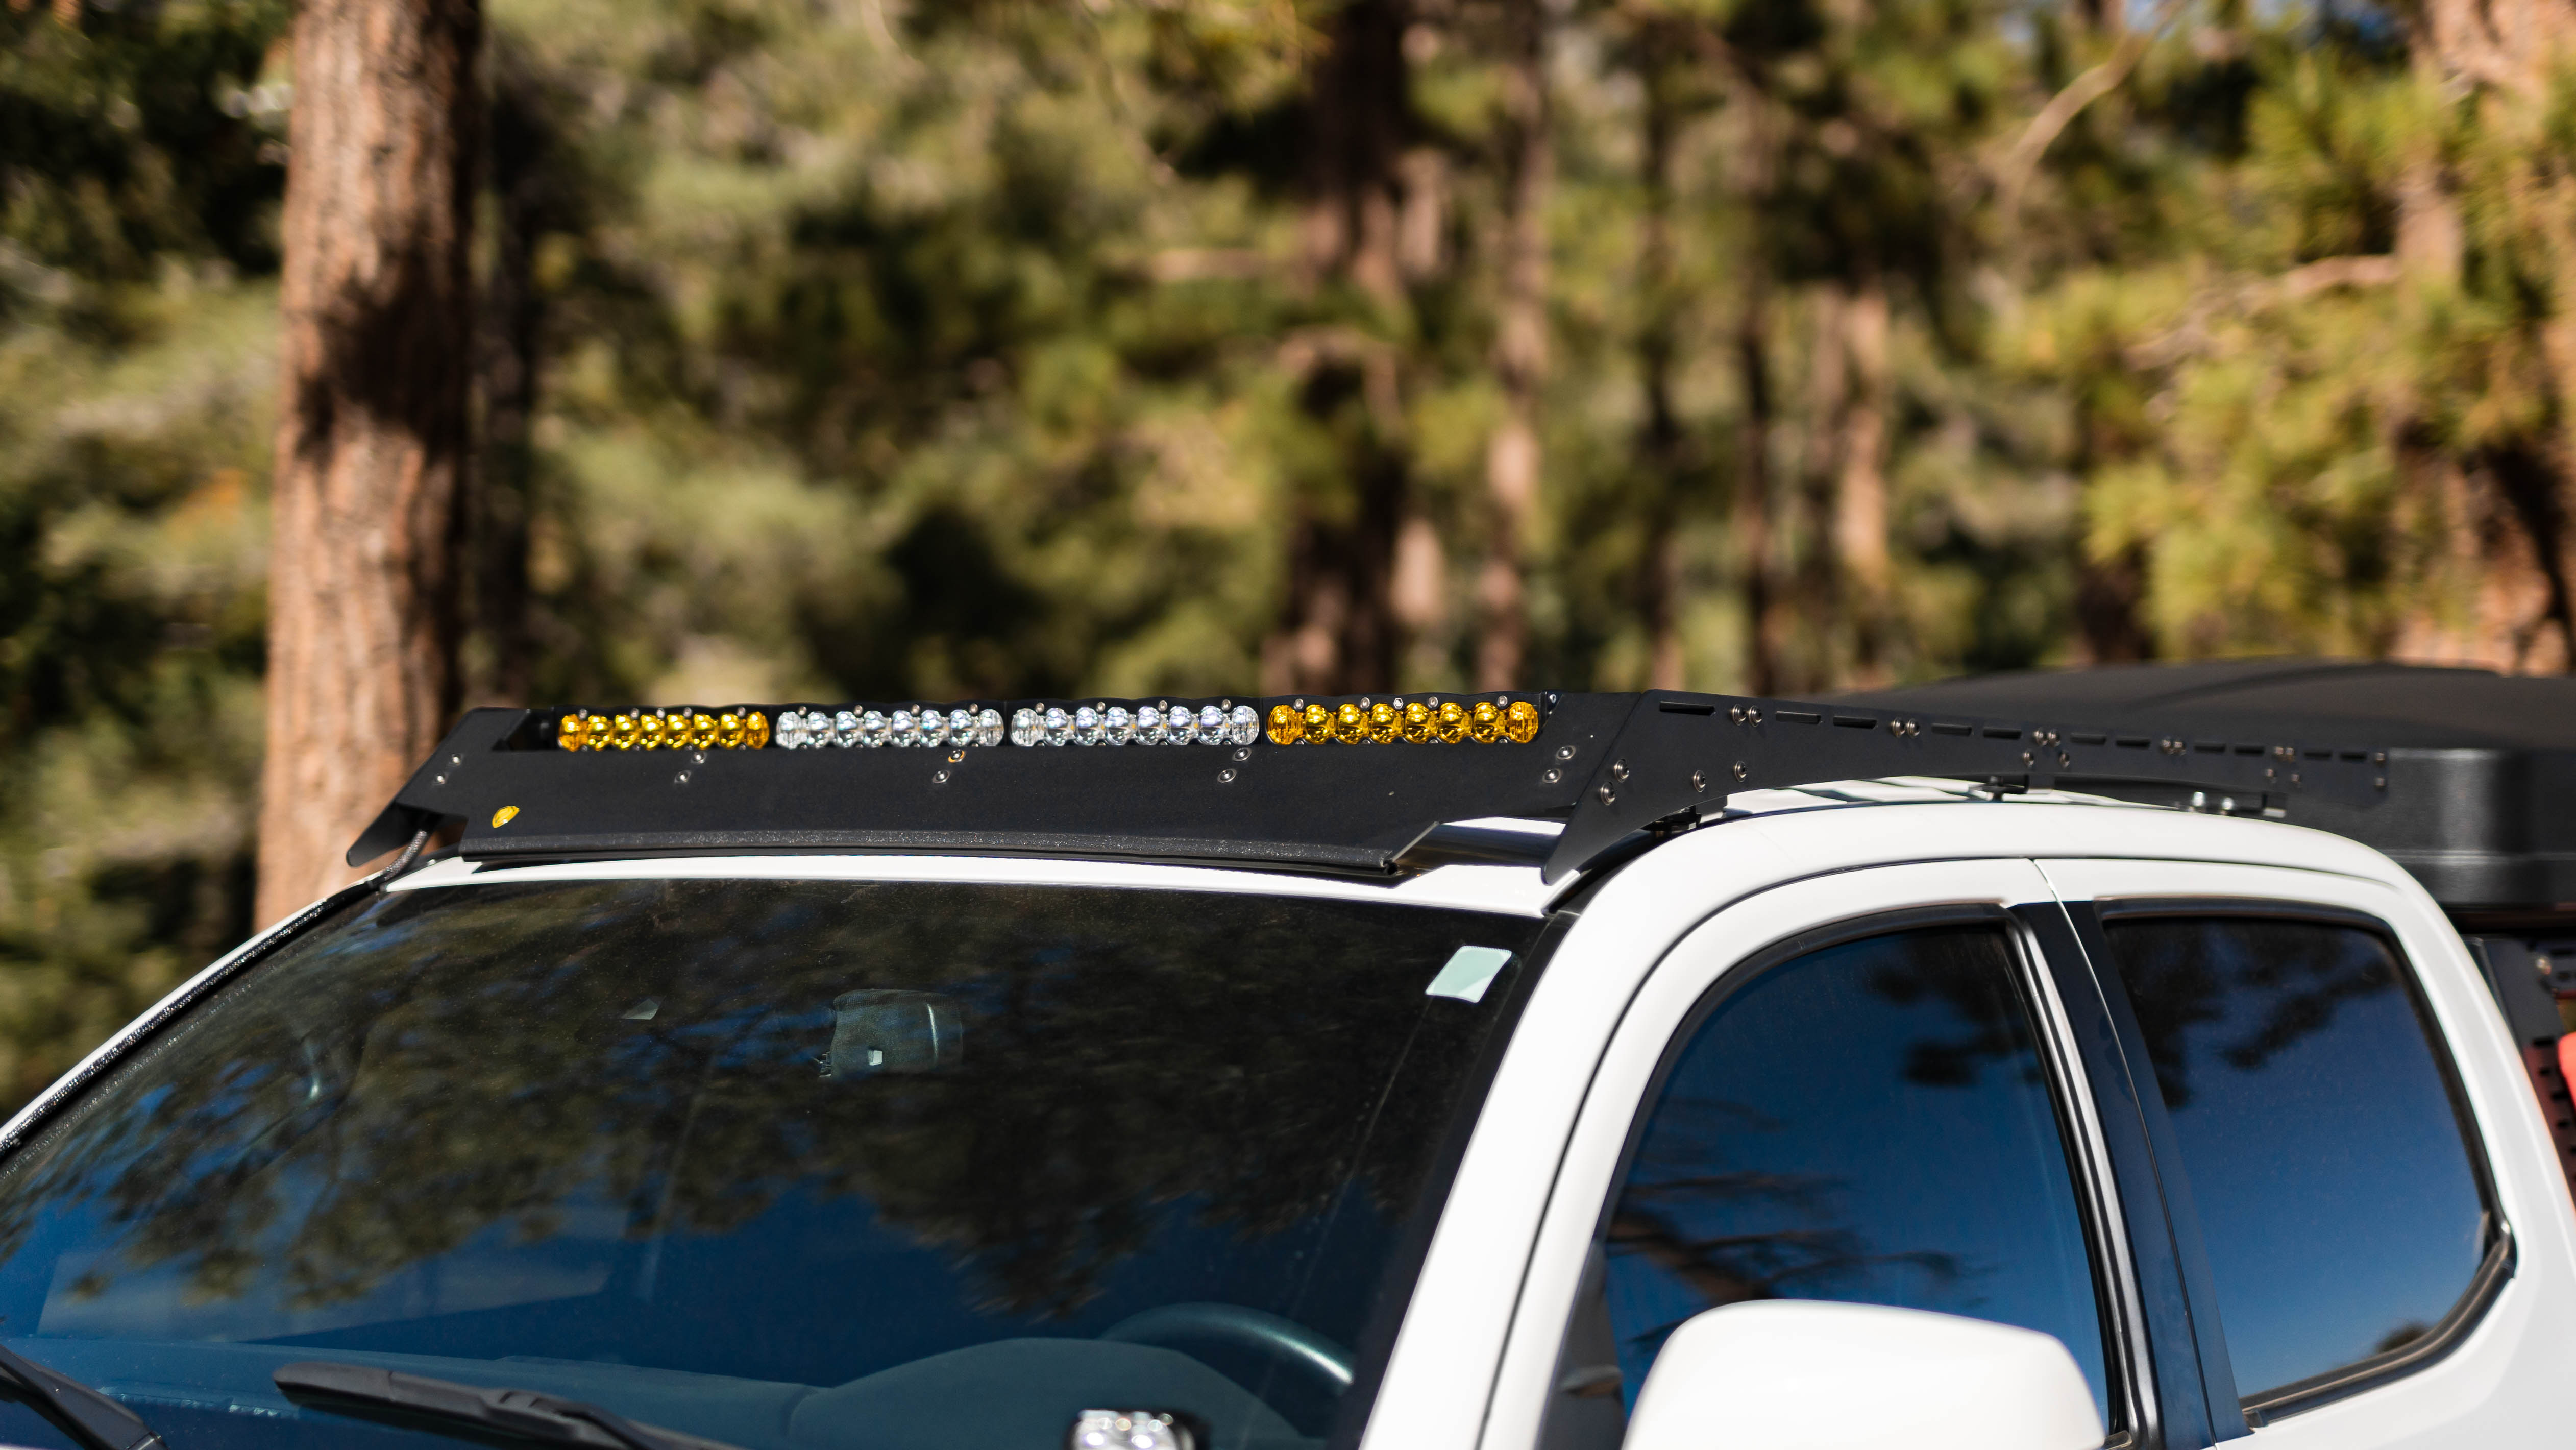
[[1568, 925, 2109, 1430], [2102, 916, 2489, 1400]]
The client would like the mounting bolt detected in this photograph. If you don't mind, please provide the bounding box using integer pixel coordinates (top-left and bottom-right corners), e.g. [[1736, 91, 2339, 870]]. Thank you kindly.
[[1610, 761, 1631, 783], [1218, 768, 1238, 784], [434, 774, 447, 786], [1597, 784, 1617, 805], [1556, 744, 1577, 761], [932, 768, 951, 785], [693, 752, 707, 764], [2374, 776, 2387, 790], [2373, 751, 2387, 765], [2290, 772, 2301, 787], [2020, 751, 2035, 767], [1728, 707, 1745, 723], [1233, 747, 1251, 762], [948, 750, 965, 763], [1691, 770, 1707, 793], [674, 771, 690, 786], [1543, 768, 1563, 784], [1731, 761, 1749, 782], [2057, 751, 2072, 768]]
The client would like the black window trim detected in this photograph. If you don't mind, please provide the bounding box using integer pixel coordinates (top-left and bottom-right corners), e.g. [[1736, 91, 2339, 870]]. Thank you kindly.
[[2082, 896, 2516, 1424], [2020, 902, 2227, 1450], [1536, 902, 2146, 1450]]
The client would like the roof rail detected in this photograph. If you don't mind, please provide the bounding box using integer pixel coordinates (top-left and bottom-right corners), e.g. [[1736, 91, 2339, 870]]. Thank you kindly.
[[347, 691, 2390, 885]]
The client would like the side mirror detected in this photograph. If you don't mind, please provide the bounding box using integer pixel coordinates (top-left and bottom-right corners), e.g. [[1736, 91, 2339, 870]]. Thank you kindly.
[[1623, 1300, 2105, 1450]]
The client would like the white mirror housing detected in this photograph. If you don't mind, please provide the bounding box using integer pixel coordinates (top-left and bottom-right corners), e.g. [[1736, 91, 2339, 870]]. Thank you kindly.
[[1622, 1300, 2106, 1450]]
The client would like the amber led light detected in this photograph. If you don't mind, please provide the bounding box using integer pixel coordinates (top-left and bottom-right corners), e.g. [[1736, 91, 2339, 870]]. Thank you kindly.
[[1260, 694, 1542, 746]]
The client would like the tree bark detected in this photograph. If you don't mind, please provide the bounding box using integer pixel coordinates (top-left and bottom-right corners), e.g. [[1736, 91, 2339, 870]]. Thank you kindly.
[[1476, 0, 1552, 690], [471, 42, 548, 706], [256, 0, 480, 926], [1266, 0, 1413, 695], [1831, 274, 1892, 685], [1638, 48, 1689, 690], [1733, 89, 1784, 695]]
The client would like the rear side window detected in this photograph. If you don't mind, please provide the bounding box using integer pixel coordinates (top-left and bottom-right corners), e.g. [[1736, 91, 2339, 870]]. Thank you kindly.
[[2101, 915, 2491, 1401]]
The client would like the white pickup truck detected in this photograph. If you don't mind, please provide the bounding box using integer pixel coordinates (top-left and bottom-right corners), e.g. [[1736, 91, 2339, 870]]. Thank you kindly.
[[0, 664, 2560, 1450]]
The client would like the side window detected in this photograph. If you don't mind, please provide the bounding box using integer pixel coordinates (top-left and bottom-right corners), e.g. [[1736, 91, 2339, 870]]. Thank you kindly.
[[2100, 915, 2493, 1404], [1547, 924, 2111, 1444]]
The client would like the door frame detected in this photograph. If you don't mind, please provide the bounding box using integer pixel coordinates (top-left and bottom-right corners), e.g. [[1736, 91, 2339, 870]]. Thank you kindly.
[[1471, 859, 2162, 1450]]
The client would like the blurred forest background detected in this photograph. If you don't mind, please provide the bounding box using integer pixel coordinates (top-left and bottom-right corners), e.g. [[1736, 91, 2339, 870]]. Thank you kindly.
[[9, 0, 2576, 1104]]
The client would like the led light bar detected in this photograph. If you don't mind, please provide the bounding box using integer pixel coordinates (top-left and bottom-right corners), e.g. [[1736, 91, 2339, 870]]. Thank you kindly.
[[555, 707, 771, 752], [532, 694, 1548, 752]]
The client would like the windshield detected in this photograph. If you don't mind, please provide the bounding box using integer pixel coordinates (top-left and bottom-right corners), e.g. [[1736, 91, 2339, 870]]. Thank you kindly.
[[0, 878, 1547, 1450]]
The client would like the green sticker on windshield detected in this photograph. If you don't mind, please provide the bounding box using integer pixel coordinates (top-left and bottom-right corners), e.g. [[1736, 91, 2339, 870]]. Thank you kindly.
[[1425, 946, 1514, 1004]]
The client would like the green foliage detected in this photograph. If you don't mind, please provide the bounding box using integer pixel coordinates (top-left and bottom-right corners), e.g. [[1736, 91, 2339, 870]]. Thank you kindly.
[[6, 0, 2572, 1108]]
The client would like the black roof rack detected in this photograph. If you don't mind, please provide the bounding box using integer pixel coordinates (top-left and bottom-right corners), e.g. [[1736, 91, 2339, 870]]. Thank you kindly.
[[1845, 659, 2576, 913], [351, 689, 2389, 886]]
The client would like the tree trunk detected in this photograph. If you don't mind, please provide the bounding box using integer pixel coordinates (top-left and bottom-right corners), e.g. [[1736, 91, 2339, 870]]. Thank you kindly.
[[1832, 274, 1892, 685], [1638, 49, 1688, 690], [256, 0, 480, 926], [1266, 0, 1413, 695], [1736, 284, 1780, 694], [471, 43, 548, 706], [1733, 90, 1784, 696], [1476, 0, 1552, 690]]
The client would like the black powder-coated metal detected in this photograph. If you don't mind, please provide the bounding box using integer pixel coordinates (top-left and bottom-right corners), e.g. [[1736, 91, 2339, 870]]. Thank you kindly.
[[347, 690, 2390, 882], [1845, 660, 2576, 911]]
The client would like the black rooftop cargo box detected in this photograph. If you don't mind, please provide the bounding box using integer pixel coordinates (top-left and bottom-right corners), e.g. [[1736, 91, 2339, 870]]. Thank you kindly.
[[1848, 657, 2576, 922], [1850, 658, 2576, 1178]]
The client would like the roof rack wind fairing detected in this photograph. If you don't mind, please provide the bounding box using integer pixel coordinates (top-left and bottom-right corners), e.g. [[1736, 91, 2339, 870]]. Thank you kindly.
[[349, 691, 2389, 885]]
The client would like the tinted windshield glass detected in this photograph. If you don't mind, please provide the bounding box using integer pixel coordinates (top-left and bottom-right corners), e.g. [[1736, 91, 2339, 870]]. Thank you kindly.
[[0, 879, 1544, 1450]]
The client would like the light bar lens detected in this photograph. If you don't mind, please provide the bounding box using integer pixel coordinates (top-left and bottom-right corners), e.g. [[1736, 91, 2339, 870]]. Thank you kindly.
[[545, 693, 1543, 751], [555, 707, 775, 752]]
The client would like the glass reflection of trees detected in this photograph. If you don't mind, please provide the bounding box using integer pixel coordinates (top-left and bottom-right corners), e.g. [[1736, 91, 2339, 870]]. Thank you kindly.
[[2099, 916, 2490, 1397], [0, 881, 1537, 1368], [1603, 927, 2106, 1414]]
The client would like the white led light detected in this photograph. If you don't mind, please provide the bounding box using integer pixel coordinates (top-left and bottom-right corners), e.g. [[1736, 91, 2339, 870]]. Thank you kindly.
[[1073, 705, 1104, 746], [1137, 704, 1166, 744], [890, 708, 921, 747], [970, 707, 1003, 746], [832, 709, 863, 747], [948, 708, 976, 745], [775, 709, 811, 750], [1165, 706, 1197, 746], [1043, 706, 1073, 746], [1226, 704, 1259, 744], [1103, 706, 1134, 745], [920, 707, 950, 748], [1198, 705, 1226, 743], [858, 709, 891, 747], [1011, 707, 1043, 747]]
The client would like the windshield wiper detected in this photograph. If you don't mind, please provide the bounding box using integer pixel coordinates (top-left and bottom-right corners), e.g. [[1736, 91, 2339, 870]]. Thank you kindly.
[[274, 1362, 740, 1450], [0, 1342, 165, 1450]]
